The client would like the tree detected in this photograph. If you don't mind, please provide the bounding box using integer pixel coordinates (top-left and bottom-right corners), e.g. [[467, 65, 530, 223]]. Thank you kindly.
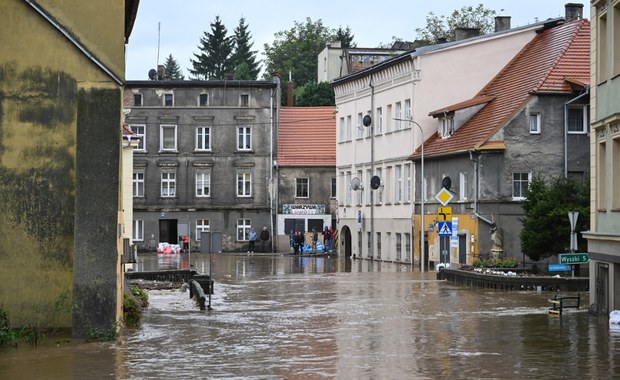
[[415, 4, 496, 44], [520, 175, 589, 261], [295, 81, 335, 106], [163, 54, 184, 80], [189, 16, 234, 80], [335, 26, 356, 48], [263, 18, 335, 89], [231, 17, 261, 80]]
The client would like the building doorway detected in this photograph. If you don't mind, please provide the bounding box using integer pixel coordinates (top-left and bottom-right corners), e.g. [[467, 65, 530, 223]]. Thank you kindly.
[[159, 219, 179, 244], [341, 225, 352, 259]]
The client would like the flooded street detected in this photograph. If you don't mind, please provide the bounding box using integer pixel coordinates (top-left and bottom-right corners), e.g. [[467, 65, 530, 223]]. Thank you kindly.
[[2, 253, 619, 379]]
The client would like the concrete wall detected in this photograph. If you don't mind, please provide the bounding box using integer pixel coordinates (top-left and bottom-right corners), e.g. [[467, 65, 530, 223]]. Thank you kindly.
[[0, 0, 126, 337]]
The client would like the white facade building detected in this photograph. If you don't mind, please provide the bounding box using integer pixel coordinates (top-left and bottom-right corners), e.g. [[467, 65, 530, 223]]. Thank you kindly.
[[333, 19, 556, 264]]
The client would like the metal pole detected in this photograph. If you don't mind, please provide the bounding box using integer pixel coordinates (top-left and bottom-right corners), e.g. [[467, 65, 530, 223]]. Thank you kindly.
[[416, 122, 425, 272], [369, 77, 375, 259]]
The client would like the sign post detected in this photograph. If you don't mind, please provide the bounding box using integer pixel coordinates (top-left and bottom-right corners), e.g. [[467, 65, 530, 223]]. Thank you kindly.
[[567, 211, 579, 277]]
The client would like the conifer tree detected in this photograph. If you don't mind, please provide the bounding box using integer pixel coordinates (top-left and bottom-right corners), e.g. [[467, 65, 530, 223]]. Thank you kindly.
[[163, 54, 184, 80], [189, 16, 234, 80], [231, 17, 261, 80]]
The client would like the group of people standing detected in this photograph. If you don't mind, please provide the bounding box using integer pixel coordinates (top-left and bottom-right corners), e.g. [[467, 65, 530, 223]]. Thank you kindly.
[[247, 226, 270, 254], [289, 226, 335, 254]]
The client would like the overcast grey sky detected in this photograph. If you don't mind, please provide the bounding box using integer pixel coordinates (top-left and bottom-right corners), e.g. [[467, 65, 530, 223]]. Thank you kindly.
[[125, 1, 590, 80]]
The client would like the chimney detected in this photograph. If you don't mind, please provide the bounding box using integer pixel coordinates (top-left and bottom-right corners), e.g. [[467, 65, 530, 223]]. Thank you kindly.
[[565, 3, 583, 21], [287, 80, 294, 106], [494, 16, 511, 32], [455, 27, 480, 41]]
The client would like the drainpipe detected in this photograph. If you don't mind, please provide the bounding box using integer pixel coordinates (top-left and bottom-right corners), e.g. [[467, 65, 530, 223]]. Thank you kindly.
[[369, 75, 375, 259], [270, 80, 278, 252]]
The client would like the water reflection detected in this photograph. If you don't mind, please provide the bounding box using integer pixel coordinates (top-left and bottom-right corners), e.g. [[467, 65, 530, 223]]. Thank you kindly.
[[1, 253, 619, 379]]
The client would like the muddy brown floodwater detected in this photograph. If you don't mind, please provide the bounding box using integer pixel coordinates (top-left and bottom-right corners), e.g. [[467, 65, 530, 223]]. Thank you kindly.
[[1, 253, 619, 379]]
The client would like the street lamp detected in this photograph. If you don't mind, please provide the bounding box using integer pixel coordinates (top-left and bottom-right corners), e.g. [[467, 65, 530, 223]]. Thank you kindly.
[[395, 118, 425, 272]]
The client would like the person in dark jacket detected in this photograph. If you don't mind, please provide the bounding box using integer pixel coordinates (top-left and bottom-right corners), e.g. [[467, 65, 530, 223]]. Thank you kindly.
[[294, 230, 304, 254], [260, 227, 270, 253]]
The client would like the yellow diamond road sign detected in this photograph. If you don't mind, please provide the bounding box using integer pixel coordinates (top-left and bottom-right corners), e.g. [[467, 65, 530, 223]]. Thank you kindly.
[[435, 188, 454, 206]]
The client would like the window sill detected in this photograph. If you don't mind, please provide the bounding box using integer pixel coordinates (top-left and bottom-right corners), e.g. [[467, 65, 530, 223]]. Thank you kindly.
[[159, 150, 179, 154], [597, 208, 607, 212]]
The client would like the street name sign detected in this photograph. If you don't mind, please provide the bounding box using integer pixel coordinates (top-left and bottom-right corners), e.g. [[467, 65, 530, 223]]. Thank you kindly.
[[559, 253, 589, 264], [548, 264, 571, 272]]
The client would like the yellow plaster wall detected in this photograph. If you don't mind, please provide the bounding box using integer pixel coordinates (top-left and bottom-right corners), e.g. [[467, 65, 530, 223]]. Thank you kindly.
[[414, 213, 480, 265]]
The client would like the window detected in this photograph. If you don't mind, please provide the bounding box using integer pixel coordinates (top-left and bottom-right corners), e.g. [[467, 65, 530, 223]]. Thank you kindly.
[[615, 4, 620, 76], [161, 171, 176, 197], [365, 111, 372, 138], [440, 117, 454, 138], [395, 165, 402, 203], [237, 219, 251, 241], [613, 135, 620, 209], [130, 124, 145, 151], [459, 172, 468, 201], [164, 93, 173, 106], [385, 166, 392, 204], [133, 170, 144, 197], [598, 12, 608, 81], [404, 233, 411, 262], [296, 177, 309, 198], [376, 232, 382, 259], [132, 219, 143, 241], [346, 115, 352, 141], [395, 102, 402, 130], [196, 219, 210, 240], [240, 94, 249, 107], [404, 99, 412, 121], [529, 113, 541, 134], [356, 169, 363, 206], [366, 168, 372, 204], [196, 171, 210, 197], [356, 113, 364, 139], [331, 177, 337, 198], [404, 164, 412, 202], [396, 233, 402, 261], [160, 124, 177, 151], [512, 172, 531, 199], [133, 93, 142, 106], [386, 104, 392, 133], [345, 171, 352, 205], [376, 107, 383, 134], [199, 93, 208, 106], [196, 127, 211, 150], [339, 117, 346, 142], [598, 140, 607, 209], [567, 106, 588, 133], [237, 172, 251, 197], [238, 127, 251, 150], [376, 167, 383, 204]]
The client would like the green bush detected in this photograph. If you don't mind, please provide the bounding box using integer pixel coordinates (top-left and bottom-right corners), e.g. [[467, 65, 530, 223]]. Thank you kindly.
[[130, 287, 149, 309], [123, 294, 142, 328], [472, 258, 519, 268]]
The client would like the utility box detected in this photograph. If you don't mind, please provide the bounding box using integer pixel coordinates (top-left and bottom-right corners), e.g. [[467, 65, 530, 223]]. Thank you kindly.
[[200, 231, 223, 253]]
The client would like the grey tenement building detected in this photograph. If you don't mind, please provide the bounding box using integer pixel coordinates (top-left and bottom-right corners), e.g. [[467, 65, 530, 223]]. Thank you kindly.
[[124, 79, 280, 252]]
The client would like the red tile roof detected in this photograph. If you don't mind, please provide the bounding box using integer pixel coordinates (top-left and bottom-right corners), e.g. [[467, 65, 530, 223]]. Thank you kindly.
[[413, 19, 590, 159], [278, 106, 336, 166]]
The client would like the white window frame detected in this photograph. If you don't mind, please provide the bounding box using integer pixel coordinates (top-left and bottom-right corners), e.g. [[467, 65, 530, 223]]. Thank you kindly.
[[440, 117, 454, 138], [196, 126, 211, 151], [133, 170, 144, 198], [132, 219, 144, 241], [386, 104, 392, 133], [404, 164, 412, 202], [237, 172, 252, 197], [404, 99, 412, 121], [237, 218, 251, 241], [339, 117, 346, 142], [160, 124, 177, 152], [345, 171, 352, 205], [196, 171, 211, 197], [567, 105, 588, 134], [376, 107, 383, 135], [130, 124, 146, 151], [356, 113, 364, 139], [237, 126, 252, 150], [395, 165, 402, 203], [376, 167, 383, 204], [346, 115, 352, 141], [296, 177, 309, 198], [512, 172, 532, 200], [163, 92, 174, 107], [529, 113, 541, 134], [331, 177, 337, 198], [161, 171, 176, 197], [459, 172, 468, 201], [366, 168, 372, 204], [196, 219, 210, 240], [395, 102, 402, 130]]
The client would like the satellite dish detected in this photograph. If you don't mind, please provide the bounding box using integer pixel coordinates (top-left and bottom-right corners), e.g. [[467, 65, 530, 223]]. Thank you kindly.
[[442, 176, 452, 190], [148, 68, 157, 80], [370, 175, 381, 190], [351, 177, 363, 191], [362, 115, 372, 127]]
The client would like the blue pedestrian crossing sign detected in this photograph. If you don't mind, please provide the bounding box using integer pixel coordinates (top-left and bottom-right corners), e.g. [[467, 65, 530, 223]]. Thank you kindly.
[[438, 221, 452, 236]]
